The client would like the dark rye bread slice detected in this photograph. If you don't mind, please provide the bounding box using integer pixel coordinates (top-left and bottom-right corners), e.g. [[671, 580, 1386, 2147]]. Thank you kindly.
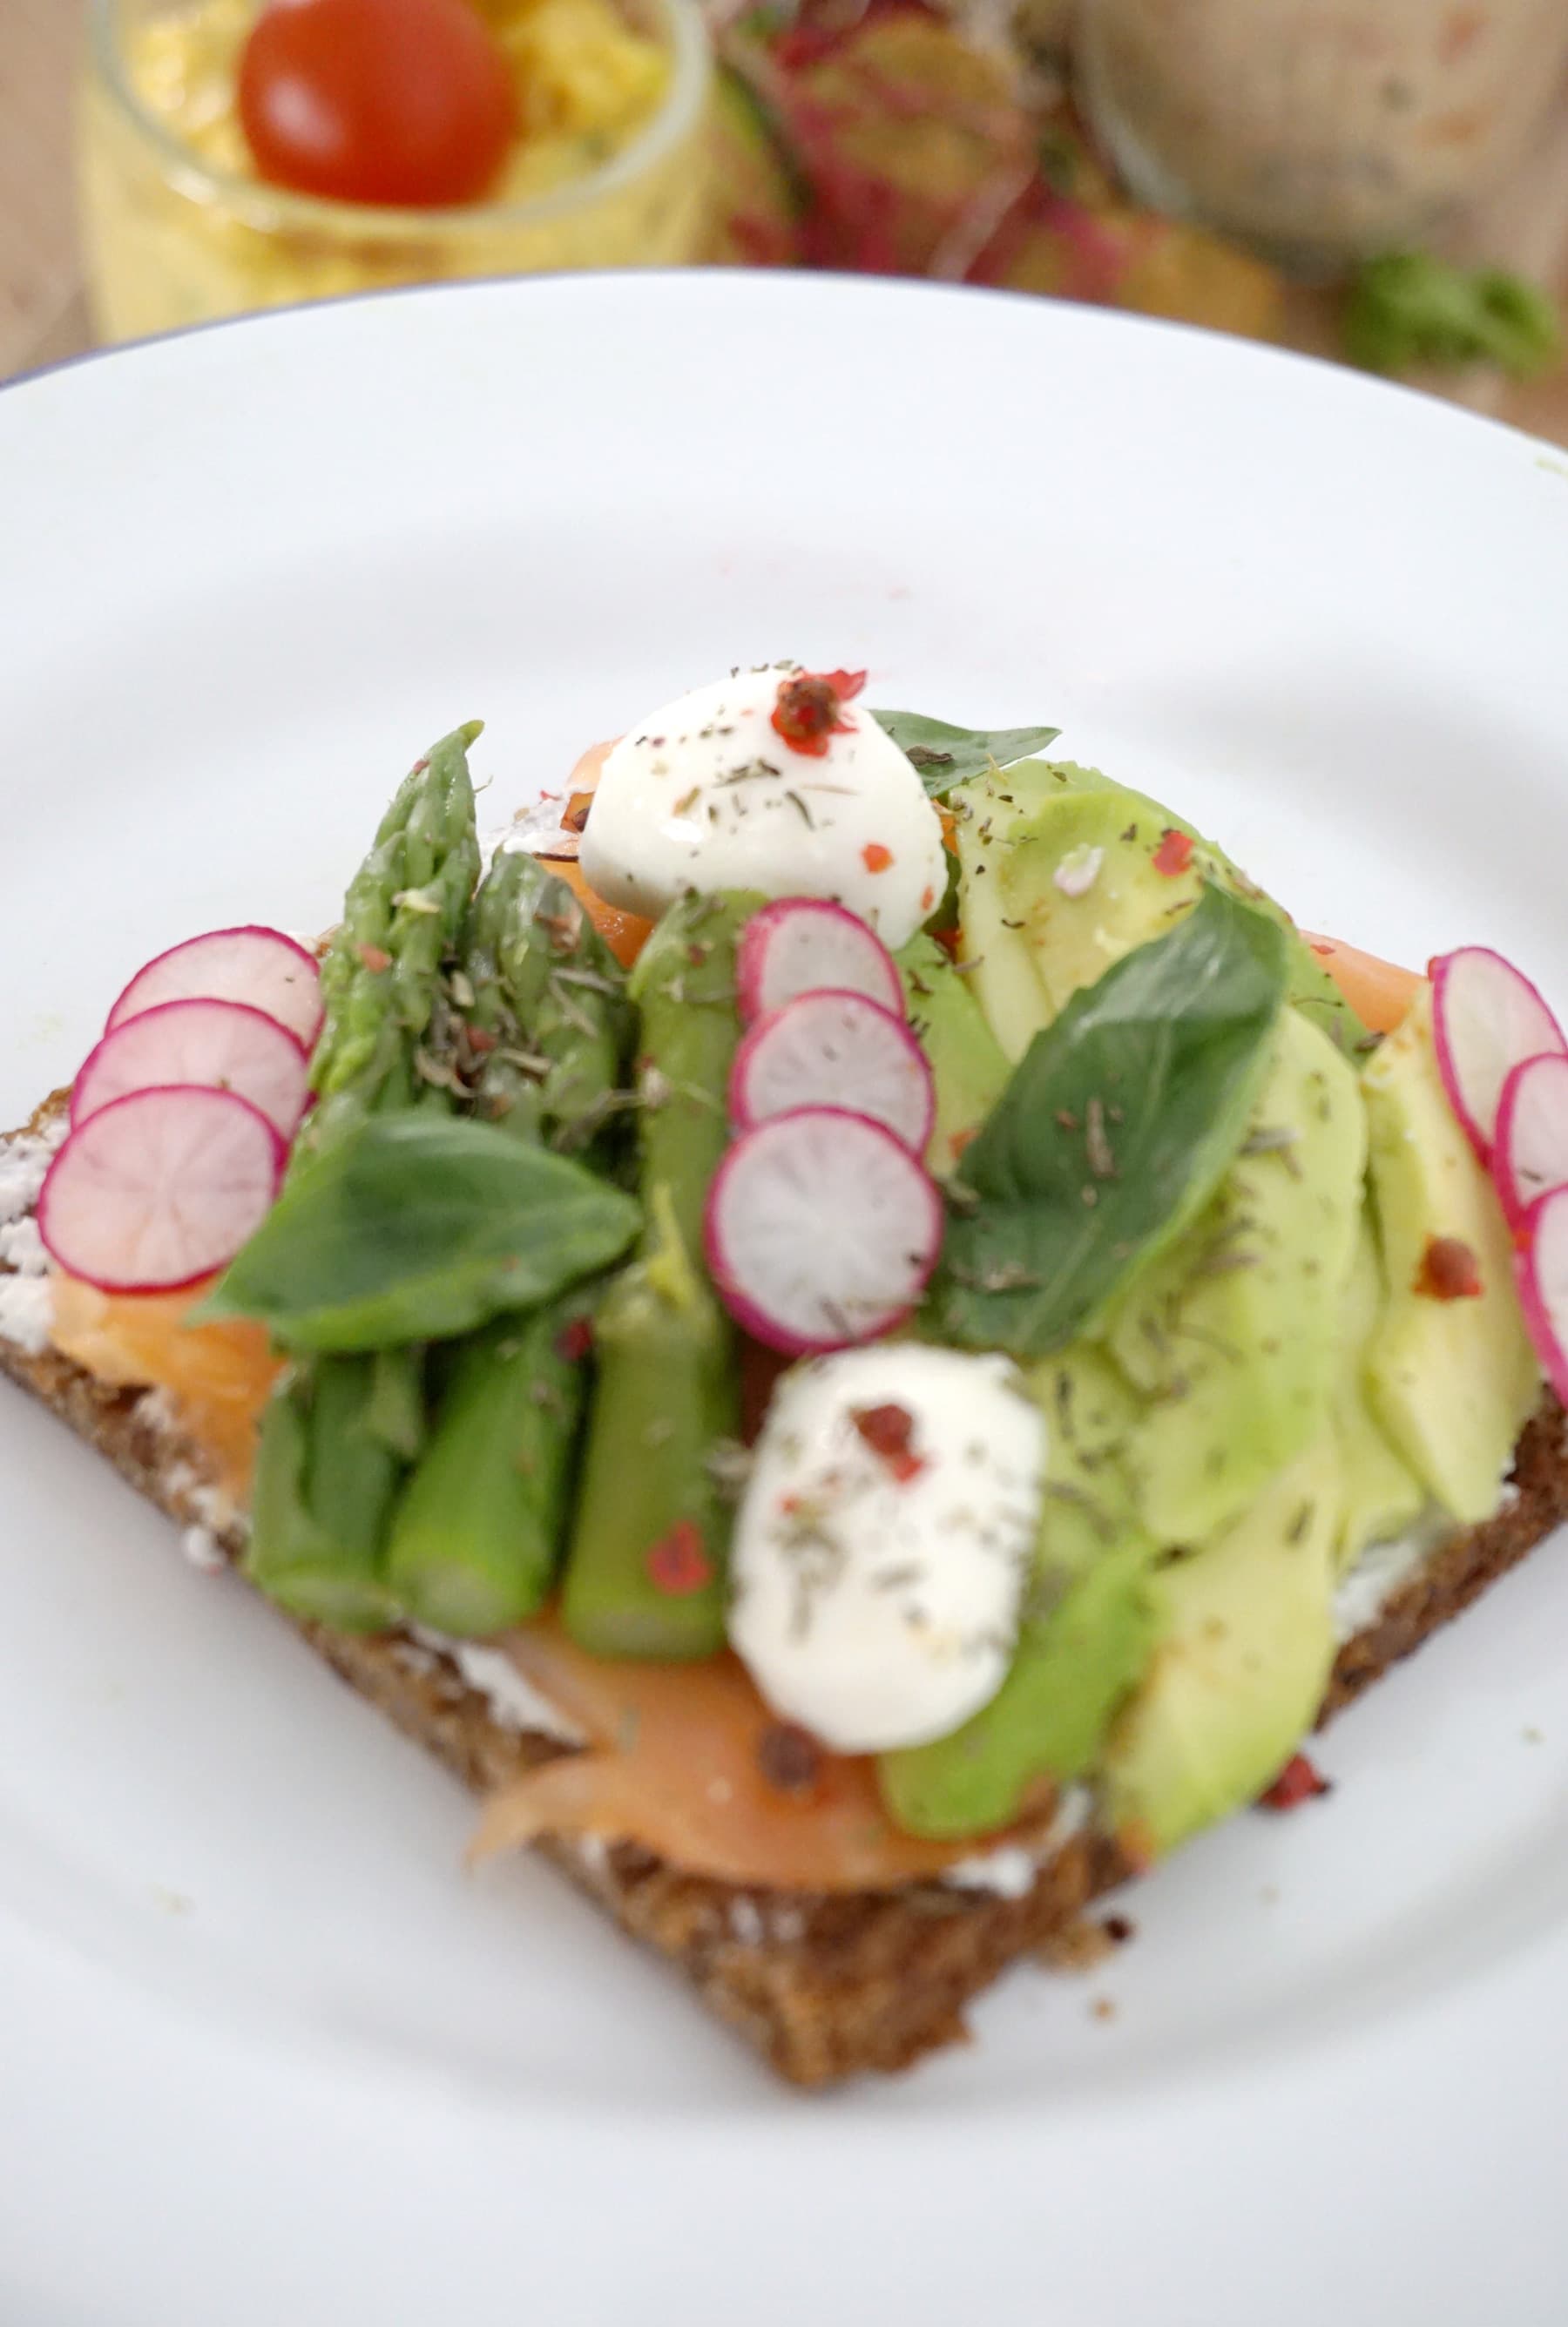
[[3, 1102, 1566, 2086]]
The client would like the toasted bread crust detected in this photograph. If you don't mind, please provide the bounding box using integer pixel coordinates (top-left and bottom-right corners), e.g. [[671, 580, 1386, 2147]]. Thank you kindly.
[[1315, 1397, 1567, 1723], [4, 1102, 1565, 2084]]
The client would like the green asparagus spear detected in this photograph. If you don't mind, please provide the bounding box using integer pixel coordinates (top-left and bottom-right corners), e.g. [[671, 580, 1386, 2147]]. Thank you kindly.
[[631, 890, 760, 1258], [561, 890, 762, 1661], [466, 847, 632, 1156], [562, 1194, 735, 1658], [382, 1309, 588, 1635], [382, 846, 633, 1634], [245, 726, 482, 1629], [305, 721, 484, 1154], [365, 1342, 429, 1461], [462, 862, 545, 1147], [246, 1365, 403, 1631]]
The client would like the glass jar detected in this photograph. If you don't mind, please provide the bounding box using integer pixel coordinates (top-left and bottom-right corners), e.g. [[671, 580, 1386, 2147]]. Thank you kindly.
[[80, 0, 713, 346], [1077, 0, 1568, 267]]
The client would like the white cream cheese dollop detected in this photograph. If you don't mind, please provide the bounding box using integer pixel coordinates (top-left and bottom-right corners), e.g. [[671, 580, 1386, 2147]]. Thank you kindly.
[[728, 1344, 1046, 1754], [578, 668, 947, 951]]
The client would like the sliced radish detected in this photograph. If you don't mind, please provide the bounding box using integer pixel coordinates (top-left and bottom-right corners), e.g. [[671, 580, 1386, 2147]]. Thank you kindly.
[[1430, 946, 1567, 1161], [705, 1106, 942, 1356], [1496, 1052, 1568, 1228], [731, 989, 935, 1153], [37, 1086, 286, 1294], [107, 927, 324, 1052], [736, 898, 903, 1026], [72, 998, 311, 1141], [1515, 1184, 1568, 1406]]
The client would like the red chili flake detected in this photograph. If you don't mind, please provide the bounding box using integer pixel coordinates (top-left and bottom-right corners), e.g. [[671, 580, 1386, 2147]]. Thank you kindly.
[[755, 1721, 823, 1797], [769, 667, 867, 758], [949, 1126, 977, 1162], [1258, 1752, 1332, 1811], [933, 923, 961, 961], [921, 884, 936, 912], [1414, 1235, 1484, 1300], [1308, 939, 1336, 958], [554, 1316, 594, 1363], [466, 1025, 498, 1055], [1152, 829, 1194, 877], [862, 842, 894, 875], [851, 1402, 925, 1484], [645, 1519, 713, 1596], [357, 944, 392, 973]]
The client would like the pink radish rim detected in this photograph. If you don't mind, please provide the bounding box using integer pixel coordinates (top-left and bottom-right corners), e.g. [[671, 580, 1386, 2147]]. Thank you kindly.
[[37, 1083, 288, 1296], [1513, 1186, 1568, 1408], [1493, 1052, 1568, 1231], [703, 1104, 943, 1357], [728, 988, 936, 1153], [1429, 946, 1567, 1163], [105, 925, 324, 1040], [735, 897, 903, 1026], [71, 996, 311, 1129]]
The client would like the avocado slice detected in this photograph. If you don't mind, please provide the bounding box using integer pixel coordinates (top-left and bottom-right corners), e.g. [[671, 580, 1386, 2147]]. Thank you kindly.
[[1026, 761, 1367, 1054], [1108, 1005, 1366, 1545], [896, 933, 1010, 1178], [949, 769, 1054, 1061], [878, 1345, 1160, 1838], [1361, 986, 1540, 1523], [1333, 1214, 1424, 1573], [1102, 1432, 1342, 1857], [996, 788, 1205, 1023], [950, 760, 1367, 1059], [878, 1530, 1159, 1837]]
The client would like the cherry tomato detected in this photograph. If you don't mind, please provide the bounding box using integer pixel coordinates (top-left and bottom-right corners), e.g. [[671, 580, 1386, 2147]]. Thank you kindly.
[[238, 0, 517, 208]]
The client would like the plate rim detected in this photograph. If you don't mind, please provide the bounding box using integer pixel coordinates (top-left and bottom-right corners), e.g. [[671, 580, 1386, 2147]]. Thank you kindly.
[[3, 266, 1568, 2327]]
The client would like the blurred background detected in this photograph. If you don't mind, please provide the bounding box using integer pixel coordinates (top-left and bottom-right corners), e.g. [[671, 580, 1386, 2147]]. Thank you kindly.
[[5, 0, 1568, 439]]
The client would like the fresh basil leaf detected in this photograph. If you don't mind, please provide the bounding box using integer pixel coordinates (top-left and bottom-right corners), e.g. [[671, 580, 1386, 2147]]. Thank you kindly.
[[206, 1114, 640, 1352], [930, 884, 1288, 1356], [868, 710, 1062, 798]]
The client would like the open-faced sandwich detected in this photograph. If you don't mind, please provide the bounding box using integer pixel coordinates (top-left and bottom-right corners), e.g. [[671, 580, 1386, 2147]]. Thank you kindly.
[[4, 664, 1567, 2085]]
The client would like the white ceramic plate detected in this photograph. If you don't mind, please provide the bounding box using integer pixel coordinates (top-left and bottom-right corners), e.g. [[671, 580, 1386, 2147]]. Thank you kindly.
[[3, 274, 1568, 2327]]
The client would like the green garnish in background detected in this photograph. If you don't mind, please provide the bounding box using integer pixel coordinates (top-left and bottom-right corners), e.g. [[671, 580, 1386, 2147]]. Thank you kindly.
[[1345, 252, 1562, 379], [931, 883, 1289, 1356]]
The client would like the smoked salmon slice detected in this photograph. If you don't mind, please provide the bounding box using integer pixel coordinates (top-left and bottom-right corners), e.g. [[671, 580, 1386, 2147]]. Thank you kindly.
[[49, 1271, 276, 1504], [470, 1619, 1031, 1891]]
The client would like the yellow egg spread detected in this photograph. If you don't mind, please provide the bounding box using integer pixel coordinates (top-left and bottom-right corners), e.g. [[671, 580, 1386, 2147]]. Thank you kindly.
[[82, 0, 710, 342]]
